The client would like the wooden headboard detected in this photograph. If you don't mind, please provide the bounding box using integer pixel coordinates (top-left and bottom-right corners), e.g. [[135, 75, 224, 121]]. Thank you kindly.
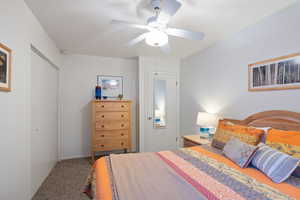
[[225, 110, 300, 131]]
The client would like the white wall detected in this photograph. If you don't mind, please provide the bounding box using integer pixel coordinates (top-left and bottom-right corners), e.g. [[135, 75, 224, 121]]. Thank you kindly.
[[139, 56, 181, 152], [0, 1, 61, 199], [180, 3, 300, 134], [60, 54, 138, 159]]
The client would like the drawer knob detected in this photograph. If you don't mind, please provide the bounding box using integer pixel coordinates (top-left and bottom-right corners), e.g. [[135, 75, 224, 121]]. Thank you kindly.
[[121, 142, 124, 146], [121, 124, 124, 127], [121, 133, 124, 136], [121, 115, 124, 117], [101, 135, 104, 137], [101, 105, 105, 108], [101, 125, 105, 128], [101, 144, 104, 147], [121, 105, 124, 108], [102, 115, 105, 118]]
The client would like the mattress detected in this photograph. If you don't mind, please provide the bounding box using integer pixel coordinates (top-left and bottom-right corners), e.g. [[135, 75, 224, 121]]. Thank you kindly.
[[85, 145, 300, 200]]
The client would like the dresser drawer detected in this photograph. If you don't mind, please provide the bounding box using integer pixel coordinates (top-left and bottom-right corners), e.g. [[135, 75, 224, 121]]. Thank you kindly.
[[95, 112, 129, 121], [95, 102, 130, 112], [94, 130, 129, 140], [95, 121, 129, 130], [93, 139, 128, 151]]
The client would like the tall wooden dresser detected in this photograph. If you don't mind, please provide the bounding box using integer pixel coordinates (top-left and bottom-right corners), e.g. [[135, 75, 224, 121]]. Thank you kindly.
[[91, 100, 132, 162]]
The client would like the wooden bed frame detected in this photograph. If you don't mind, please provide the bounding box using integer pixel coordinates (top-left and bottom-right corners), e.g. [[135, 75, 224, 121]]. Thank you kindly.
[[225, 110, 300, 131]]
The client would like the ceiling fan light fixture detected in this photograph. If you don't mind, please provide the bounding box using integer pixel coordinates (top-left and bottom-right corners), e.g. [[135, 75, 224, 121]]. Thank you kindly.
[[145, 30, 168, 47]]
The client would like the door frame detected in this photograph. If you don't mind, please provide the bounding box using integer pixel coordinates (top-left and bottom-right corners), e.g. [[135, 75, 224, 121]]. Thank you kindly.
[[139, 66, 180, 152]]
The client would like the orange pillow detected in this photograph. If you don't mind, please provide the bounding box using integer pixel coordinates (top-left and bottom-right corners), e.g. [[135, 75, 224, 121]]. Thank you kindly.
[[266, 129, 300, 157], [212, 120, 264, 149], [266, 129, 300, 178]]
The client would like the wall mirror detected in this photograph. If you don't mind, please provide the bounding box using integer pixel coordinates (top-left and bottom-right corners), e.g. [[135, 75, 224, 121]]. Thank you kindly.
[[153, 78, 167, 128]]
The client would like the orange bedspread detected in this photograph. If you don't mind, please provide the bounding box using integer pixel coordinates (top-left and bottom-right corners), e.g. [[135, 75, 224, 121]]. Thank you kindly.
[[94, 146, 300, 200], [191, 146, 300, 200], [95, 158, 112, 200]]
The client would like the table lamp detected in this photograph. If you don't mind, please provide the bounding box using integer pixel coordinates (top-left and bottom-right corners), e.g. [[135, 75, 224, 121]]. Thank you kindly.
[[197, 112, 218, 138]]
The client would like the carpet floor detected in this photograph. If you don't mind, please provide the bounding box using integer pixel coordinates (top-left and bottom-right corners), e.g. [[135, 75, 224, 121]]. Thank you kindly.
[[32, 158, 92, 200]]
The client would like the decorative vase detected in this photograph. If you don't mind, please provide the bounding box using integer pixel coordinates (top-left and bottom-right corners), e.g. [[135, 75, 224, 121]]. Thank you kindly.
[[95, 86, 101, 100]]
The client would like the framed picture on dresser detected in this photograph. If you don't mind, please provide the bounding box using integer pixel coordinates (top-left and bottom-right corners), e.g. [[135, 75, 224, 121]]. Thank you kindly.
[[249, 52, 300, 91], [0, 42, 12, 92], [97, 75, 123, 98]]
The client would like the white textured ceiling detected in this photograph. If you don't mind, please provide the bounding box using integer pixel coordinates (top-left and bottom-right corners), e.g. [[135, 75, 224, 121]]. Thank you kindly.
[[25, 0, 297, 58]]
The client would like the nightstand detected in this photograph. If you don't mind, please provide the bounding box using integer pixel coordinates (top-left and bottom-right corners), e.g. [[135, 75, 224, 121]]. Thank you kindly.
[[182, 135, 211, 147]]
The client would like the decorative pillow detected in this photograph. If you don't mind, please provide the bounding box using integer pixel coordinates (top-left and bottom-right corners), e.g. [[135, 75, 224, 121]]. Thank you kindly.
[[252, 127, 271, 143], [293, 167, 300, 178], [251, 143, 300, 183], [211, 120, 264, 150], [223, 138, 258, 168], [266, 128, 300, 178]]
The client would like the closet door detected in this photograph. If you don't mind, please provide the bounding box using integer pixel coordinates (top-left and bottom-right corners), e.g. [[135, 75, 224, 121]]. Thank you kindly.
[[30, 49, 59, 197]]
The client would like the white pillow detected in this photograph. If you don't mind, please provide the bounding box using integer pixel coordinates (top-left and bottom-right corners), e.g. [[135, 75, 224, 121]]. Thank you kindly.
[[251, 127, 271, 143]]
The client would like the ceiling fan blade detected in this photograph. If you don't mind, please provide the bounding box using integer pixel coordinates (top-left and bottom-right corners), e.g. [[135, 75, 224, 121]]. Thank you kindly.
[[160, 43, 171, 54], [157, 0, 182, 24], [126, 33, 149, 46], [111, 20, 150, 30], [166, 28, 205, 40]]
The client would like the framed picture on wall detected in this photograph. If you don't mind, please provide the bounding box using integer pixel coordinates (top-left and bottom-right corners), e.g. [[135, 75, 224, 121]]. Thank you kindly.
[[97, 75, 123, 98], [0, 43, 12, 92], [248, 52, 300, 91]]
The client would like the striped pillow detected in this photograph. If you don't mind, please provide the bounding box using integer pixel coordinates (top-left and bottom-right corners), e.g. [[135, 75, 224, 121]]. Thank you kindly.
[[266, 128, 300, 178], [251, 143, 300, 183]]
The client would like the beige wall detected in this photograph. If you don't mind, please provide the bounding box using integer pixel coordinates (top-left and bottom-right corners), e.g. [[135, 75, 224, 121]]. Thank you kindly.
[[0, 1, 61, 199], [60, 54, 138, 159], [180, 3, 300, 134]]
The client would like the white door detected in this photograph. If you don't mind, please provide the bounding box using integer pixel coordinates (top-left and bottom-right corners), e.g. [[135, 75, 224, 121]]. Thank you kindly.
[[30, 49, 59, 197], [144, 72, 178, 152]]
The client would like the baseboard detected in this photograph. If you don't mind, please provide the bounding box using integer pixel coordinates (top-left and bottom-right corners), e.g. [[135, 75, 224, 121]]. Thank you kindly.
[[61, 150, 139, 161], [61, 154, 90, 160]]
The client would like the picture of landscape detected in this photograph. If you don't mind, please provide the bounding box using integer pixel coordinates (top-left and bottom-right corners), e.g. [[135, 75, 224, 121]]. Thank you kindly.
[[0, 50, 7, 84], [249, 53, 300, 91], [97, 75, 123, 98]]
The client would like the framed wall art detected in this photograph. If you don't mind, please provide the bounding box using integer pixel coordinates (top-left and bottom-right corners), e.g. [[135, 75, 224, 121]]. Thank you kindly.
[[0, 42, 12, 92], [97, 75, 123, 98], [249, 52, 300, 91]]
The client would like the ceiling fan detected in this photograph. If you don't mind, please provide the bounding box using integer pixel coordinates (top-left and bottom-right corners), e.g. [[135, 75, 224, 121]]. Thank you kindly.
[[110, 0, 205, 53]]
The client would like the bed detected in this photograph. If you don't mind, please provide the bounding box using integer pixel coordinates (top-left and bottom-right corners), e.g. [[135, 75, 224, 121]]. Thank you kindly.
[[85, 110, 300, 200]]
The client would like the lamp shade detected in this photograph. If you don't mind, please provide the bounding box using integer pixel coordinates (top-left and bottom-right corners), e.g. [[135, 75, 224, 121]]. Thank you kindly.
[[196, 112, 218, 127]]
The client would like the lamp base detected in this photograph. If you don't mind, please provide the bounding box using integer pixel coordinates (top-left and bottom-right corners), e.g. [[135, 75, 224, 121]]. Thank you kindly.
[[200, 128, 210, 133], [199, 128, 209, 139], [199, 127, 216, 139]]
